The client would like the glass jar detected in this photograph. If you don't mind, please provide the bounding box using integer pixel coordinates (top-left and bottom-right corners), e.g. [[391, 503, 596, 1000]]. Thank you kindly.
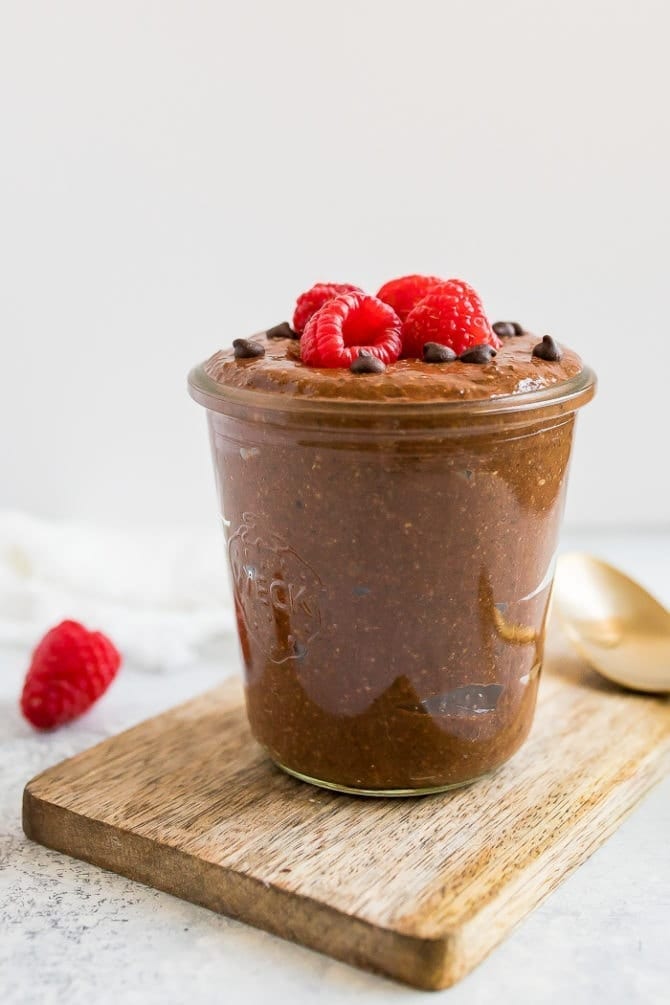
[[189, 365, 595, 795]]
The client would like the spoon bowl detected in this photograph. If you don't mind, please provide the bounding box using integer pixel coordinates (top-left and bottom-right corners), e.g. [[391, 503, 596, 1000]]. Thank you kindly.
[[553, 553, 670, 694]]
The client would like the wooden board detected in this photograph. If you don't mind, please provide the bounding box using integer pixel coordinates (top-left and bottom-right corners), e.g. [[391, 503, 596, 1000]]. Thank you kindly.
[[23, 626, 670, 991]]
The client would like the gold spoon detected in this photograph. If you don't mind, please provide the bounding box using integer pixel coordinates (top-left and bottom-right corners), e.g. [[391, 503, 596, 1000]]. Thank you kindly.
[[553, 553, 670, 694]]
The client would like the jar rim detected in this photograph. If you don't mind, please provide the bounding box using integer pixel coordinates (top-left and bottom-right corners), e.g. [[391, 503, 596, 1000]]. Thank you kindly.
[[188, 361, 596, 422]]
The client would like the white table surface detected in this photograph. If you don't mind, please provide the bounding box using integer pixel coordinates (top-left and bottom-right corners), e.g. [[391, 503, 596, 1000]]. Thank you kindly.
[[2, 530, 668, 1005]]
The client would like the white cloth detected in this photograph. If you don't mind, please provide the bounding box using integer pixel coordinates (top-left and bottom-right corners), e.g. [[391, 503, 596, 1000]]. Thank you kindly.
[[0, 511, 234, 673]]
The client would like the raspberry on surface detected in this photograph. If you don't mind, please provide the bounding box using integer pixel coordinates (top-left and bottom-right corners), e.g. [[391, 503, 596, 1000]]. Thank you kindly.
[[292, 283, 362, 334], [401, 279, 499, 358], [301, 291, 402, 369], [376, 274, 443, 322], [20, 619, 121, 730]]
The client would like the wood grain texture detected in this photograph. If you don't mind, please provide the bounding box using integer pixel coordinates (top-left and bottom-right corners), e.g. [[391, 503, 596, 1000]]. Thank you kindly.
[[23, 626, 670, 990]]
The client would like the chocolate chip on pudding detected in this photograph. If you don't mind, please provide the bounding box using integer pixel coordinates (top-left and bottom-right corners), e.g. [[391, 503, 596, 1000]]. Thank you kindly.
[[459, 344, 497, 364], [423, 342, 458, 364], [532, 335, 563, 362], [493, 321, 525, 338], [349, 351, 386, 375], [233, 338, 265, 359], [266, 321, 299, 340]]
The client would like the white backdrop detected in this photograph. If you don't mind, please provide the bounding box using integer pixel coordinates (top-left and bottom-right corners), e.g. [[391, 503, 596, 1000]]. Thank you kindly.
[[1, 0, 668, 530]]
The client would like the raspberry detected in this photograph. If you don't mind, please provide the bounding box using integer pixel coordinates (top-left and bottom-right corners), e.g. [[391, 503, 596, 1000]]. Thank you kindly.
[[376, 274, 443, 322], [301, 291, 402, 368], [401, 279, 500, 358], [441, 278, 503, 339], [438, 277, 490, 304], [292, 282, 362, 334], [20, 620, 121, 730]]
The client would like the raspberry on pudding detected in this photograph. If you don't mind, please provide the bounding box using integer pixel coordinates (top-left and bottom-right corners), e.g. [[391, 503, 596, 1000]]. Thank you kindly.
[[292, 282, 362, 334], [301, 291, 402, 369], [376, 274, 442, 322]]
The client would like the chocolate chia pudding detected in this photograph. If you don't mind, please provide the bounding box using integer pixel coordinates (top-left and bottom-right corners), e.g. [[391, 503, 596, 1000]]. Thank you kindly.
[[189, 284, 595, 795]]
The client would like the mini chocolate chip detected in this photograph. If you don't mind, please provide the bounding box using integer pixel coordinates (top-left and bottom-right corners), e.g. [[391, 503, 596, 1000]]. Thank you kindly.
[[459, 344, 497, 364], [233, 338, 265, 359], [423, 342, 457, 363], [266, 321, 299, 340], [349, 352, 386, 374], [493, 321, 524, 338], [532, 335, 563, 362]]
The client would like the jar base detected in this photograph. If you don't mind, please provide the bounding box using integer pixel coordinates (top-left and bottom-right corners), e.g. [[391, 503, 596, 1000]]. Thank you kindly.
[[274, 760, 491, 798]]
